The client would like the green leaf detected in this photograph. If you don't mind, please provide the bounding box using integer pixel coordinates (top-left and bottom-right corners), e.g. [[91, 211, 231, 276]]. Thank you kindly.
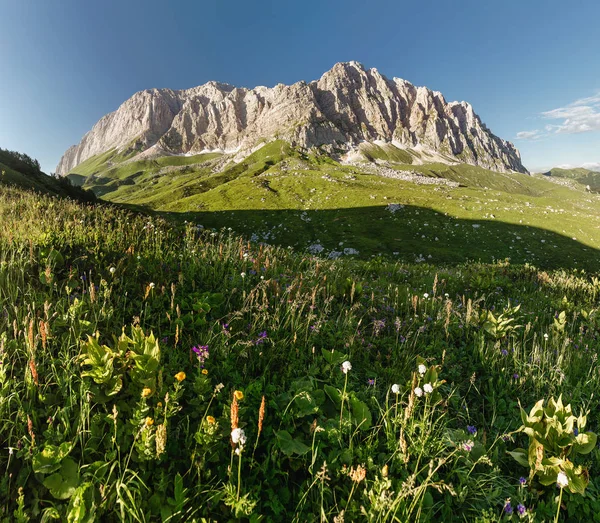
[[43, 458, 80, 499], [349, 396, 372, 430], [573, 432, 597, 455], [275, 430, 311, 457], [33, 442, 73, 474], [67, 482, 96, 523], [324, 385, 341, 407], [321, 349, 347, 367], [507, 449, 529, 468]]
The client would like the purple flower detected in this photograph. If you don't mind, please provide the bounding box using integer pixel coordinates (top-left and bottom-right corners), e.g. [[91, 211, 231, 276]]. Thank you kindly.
[[501, 349, 508, 356], [504, 501, 513, 514], [467, 425, 477, 435], [192, 345, 209, 365], [367, 378, 375, 386], [516, 504, 526, 515], [519, 476, 527, 486], [574, 427, 579, 436], [513, 373, 519, 380]]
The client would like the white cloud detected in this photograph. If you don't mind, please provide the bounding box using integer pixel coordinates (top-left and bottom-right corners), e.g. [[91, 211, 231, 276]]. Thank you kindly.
[[541, 92, 600, 135], [581, 162, 600, 172], [516, 130, 544, 140]]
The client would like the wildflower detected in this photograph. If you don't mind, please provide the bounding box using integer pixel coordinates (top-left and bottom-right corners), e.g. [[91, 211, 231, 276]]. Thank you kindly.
[[240, 272, 246, 278], [467, 425, 477, 435], [504, 500, 513, 514], [544, 333, 549, 340], [519, 476, 527, 486], [349, 464, 367, 483], [516, 504, 526, 516], [423, 383, 433, 394], [157, 402, 163, 408], [557, 471, 569, 488], [141, 387, 152, 398], [513, 373, 519, 380], [109, 267, 116, 274], [234, 390, 244, 401], [207, 415, 216, 424], [341, 361, 352, 374], [231, 427, 247, 446], [145, 417, 154, 427], [414, 386, 423, 397], [149, 282, 155, 289], [501, 349, 508, 356], [381, 464, 389, 477], [391, 383, 400, 394], [174, 371, 186, 382], [202, 369, 208, 375], [367, 378, 375, 386], [418, 364, 427, 376], [462, 440, 474, 452], [423, 293, 429, 299], [215, 383, 225, 393], [574, 427, 579, 436], [192, 345, 209, 365]]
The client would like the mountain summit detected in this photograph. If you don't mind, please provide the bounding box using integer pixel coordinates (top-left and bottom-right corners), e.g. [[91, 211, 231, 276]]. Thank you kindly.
[[56, 62, 526, 175]]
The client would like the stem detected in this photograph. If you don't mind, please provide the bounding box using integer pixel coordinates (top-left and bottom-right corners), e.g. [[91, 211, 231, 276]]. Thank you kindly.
[[554, 487, 563, 523], [236, 451, 242, 501], [339, 373, 348, 430]]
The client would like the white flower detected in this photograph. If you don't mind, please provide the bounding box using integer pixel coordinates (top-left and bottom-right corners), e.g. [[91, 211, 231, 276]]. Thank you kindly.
[[418, 364, 427, 376], [231, 428, 246, 446], [341, 361, 352, 374], [149, 282, 155, 289], [414, 387, 423, 397], [444, 293, 449, 298], [215, 383, 225, 393], [109, 267, 116, 274], [423, 293, 429, 299], [543, 333, 549, 340], [557, 471, 569, 489], [423, 383, 433, 394], [391, 384, 400, 394], [240, 272, 246, 278], [462, 440, 474, 452]]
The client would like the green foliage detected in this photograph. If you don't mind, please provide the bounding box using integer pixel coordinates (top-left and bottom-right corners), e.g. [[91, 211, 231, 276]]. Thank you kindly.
[[510, 395, 597, 494]]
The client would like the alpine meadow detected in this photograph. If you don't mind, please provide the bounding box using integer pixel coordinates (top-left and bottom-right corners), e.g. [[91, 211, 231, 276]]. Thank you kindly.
[[2, 2, 600, 521]]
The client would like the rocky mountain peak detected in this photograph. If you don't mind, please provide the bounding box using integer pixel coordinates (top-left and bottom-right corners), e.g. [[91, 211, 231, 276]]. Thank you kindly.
[[56, 63, 527, 175]]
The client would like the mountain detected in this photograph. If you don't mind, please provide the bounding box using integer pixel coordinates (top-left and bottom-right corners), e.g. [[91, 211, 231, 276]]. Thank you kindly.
[[0, 147, 95, 201], [56, 62, 526, 176]]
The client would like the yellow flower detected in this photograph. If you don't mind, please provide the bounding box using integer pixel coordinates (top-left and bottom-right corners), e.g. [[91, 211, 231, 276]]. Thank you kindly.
[[157, 402, 163, 408], [202, 369, 209, 375], [174, 371, 186, 382], [141, 387, 152, 398], [145, 417, 154, 426], [234, 390, 244, 401], [206, 415, 216, 424]]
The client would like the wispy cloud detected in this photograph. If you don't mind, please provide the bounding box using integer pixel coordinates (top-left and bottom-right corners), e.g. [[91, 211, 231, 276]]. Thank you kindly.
[[516, 130, 543, 140], [516, 92, 600, 140], [581, 162, 600, 172]]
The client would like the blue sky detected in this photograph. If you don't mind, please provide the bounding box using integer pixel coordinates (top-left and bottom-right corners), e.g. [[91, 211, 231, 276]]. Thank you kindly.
[[1, 0, 599, 173]]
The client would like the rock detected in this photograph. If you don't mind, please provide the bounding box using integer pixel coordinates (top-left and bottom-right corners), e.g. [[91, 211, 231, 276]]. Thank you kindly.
[[56, 62, 527, 175]]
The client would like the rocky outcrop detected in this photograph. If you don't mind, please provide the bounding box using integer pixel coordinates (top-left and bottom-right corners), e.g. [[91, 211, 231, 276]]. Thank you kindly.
[[57, 62, 527, 175]]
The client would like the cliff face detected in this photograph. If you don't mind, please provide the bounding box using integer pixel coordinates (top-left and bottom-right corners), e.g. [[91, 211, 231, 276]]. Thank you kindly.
[[57, 62, 526, 175]]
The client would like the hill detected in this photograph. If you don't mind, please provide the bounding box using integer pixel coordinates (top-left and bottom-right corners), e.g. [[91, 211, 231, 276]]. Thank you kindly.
[[0, 147, 96, 201], [64, 140, 600, 269], [543, 166, 600, 192]]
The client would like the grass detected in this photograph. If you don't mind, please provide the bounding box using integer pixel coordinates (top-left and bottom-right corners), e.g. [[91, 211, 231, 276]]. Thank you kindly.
[[65, 142, 600, 271], [1, 183, 600, 521]]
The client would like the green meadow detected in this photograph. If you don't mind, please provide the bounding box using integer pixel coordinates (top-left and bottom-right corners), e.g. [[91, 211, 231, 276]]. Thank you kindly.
[[1, 144, 600, 521]]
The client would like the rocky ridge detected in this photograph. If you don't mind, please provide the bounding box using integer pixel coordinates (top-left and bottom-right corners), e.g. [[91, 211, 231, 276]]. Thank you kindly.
[[57, 62, 527, 175]]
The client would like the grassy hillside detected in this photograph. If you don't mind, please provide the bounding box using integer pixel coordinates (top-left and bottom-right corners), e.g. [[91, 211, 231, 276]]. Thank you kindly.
[[0, 148, 96, 201], [544, 167, 600, 193], [66, 141, 600, 270], [1, 184, 600, 521]]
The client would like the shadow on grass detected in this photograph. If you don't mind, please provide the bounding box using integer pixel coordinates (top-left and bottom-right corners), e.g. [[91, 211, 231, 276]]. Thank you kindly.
[[161, 204, 599, 271]]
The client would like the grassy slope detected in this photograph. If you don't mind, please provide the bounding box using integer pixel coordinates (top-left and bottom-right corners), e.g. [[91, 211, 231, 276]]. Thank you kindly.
[[544, 167, 600, 192], [66, 142, 600, 269], [0, 149, 95, 200]]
